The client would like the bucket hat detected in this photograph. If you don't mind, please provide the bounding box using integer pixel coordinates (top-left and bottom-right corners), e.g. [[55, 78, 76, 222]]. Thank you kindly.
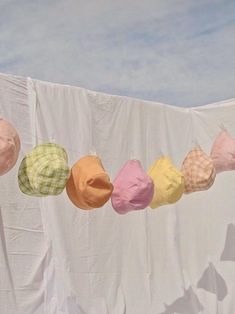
[[18, 143, 70, 196], [148, 157, 184, 208], [66, 155, 113, 209], [181, 147, 216, 193], [111, 160, 154, 214], [0, 118, 21, 175], [210, 130, 235, 173]]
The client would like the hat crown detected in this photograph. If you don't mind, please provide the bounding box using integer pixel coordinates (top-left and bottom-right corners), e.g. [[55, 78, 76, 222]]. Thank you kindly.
[[29, 143, 68, 160]]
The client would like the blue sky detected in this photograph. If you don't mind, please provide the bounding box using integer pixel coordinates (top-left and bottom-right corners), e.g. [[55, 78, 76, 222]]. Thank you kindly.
[[0, 0, 235, 106]]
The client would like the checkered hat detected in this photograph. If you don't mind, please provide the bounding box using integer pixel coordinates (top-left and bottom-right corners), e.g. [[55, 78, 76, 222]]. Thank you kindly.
[[181, 147, 216, 193], [18, 143, 70, 196]]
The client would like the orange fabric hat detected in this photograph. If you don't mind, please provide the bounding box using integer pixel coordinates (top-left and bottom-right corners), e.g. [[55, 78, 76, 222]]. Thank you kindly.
[[181, 147, 216, 193], [66, 155, 113, 210]]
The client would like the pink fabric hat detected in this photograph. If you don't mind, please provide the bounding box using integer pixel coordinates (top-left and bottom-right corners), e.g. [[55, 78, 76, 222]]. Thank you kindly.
[[111, 160, 154, 214], [210, 130, 235, 173], [0, 118, 21, 175]]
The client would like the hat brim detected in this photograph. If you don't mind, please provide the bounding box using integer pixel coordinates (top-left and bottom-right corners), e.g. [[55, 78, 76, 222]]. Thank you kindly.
[[18, 156, 43, 196]]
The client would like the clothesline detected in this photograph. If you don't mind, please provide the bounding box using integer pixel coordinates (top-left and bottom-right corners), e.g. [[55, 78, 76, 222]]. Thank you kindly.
[[1, 115, 235, 214]]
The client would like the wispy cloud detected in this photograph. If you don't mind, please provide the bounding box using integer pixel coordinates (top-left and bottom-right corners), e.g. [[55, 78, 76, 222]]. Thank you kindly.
[[0, 0, 235, 106]]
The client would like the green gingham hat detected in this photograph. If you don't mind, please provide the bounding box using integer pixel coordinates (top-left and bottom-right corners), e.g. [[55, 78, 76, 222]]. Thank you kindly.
[[18, 143, 71, 196]]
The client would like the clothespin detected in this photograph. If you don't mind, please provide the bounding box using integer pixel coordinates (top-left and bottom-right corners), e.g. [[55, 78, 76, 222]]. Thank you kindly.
[[89, 145, 97, 156], [193, 138, 201, 149], [130, 149, 138, 161], [219, 123, 227, 132], [49, 133, 56, 144], [207, 253, 213, 266]]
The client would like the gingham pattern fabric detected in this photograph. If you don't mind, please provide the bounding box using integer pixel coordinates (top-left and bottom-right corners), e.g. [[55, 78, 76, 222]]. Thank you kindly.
[[181, 147, 216, 193], [18, 143, 70, 196]]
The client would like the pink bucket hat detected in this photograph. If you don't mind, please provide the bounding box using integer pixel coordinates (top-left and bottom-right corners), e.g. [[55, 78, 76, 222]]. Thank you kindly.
[[111, 160, 154, 214], [0, 118, 21, 175], [210, 130, 235, 173]]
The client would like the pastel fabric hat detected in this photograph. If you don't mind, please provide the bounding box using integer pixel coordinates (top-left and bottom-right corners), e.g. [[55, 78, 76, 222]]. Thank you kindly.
[[147, 157, 184, 209], [18, 143, 70, 196], [210, 130, 235, 173], [111, 160, 154, 214], [0, 118, 21, 175], [66, 155, 113, 210], [181, 147, 216, 193]]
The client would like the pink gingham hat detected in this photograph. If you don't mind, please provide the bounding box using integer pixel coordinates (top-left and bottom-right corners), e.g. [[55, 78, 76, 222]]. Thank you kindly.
[[181, 147, 216, 193], [0, 118, 21, 175], [111, 160, 154, 214]]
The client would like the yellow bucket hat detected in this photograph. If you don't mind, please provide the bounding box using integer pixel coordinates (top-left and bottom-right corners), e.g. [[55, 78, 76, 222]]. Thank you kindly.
[[147, 157, 184, 208]]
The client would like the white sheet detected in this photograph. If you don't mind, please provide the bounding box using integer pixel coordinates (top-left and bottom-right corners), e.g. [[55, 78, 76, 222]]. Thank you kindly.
[[1, 73, 235, 314]]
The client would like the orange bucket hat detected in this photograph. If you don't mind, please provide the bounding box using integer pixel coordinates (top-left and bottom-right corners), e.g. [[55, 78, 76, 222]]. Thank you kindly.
[[181, 147, 216, 193], [66, 155, 113, 210]]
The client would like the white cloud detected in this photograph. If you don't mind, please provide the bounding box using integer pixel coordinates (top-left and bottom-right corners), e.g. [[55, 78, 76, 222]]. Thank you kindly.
[[0, 0, 235, 106]]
